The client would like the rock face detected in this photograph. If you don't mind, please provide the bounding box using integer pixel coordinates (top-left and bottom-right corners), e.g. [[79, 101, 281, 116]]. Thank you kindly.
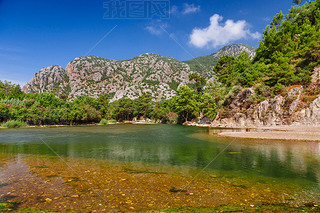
[[23, 54, 213, 101], [213, 86, 320, 127], [311, 66, 320, 84], [22, 65, 68, 93], [212, 43, 256, 59]]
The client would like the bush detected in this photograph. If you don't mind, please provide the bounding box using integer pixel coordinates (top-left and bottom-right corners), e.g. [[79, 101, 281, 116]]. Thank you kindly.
[[99, 119, 108, 125], [167, 112, 178, 124], [1, 120, 27, 128], [273, 83, 287, 95], [222, 85, 242, 106], [255, 83, 272, 97], [109, 119, 117, 124]]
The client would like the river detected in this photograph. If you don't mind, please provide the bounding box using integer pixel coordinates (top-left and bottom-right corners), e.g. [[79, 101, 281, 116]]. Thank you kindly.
[[0, 124, 319, 211]]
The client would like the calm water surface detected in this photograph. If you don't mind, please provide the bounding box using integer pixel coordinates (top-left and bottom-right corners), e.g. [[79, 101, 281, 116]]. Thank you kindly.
[[0, 124, 320, 186]]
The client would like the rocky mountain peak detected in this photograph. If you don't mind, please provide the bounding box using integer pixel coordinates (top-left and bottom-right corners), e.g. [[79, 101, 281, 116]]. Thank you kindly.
[[22, 65, 67, 93], [212, 43, 256, 59], [22, 43, 256, 101], [23, 53, 208, 101]]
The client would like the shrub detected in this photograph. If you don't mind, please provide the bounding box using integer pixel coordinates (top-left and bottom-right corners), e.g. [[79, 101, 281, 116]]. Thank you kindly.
[[255, 83, 272, 97], [167, 112, 178, 124], [1, 120, 27, 128], [99, 119, 108, 125], [109, 119, 117, 124], [273, 83, 287, 95]]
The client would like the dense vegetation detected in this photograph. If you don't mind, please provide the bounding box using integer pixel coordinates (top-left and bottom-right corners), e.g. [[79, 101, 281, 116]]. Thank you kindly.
[[184, 54, 219, 75], [213, 0, 320, 94], [0, 79, 217, 126]]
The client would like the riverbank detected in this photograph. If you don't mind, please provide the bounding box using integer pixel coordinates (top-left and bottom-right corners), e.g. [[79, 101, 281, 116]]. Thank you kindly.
[[218, 125, 320, 141], [0, 120, 158, 129]]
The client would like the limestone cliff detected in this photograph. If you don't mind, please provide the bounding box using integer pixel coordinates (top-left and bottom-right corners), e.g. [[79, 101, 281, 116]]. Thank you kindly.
[[22, 65, 69, 94], [23, 54, 209, 101], [212, 74, 320, 127]]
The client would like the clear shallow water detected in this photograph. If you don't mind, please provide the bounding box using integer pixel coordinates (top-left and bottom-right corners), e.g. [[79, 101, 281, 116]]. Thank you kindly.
[[0, 124, 320, 185]]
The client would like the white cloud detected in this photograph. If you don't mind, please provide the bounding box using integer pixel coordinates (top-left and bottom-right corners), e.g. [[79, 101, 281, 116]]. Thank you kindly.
[[170, 5, 178, 15], [145, 26, 162, 35], [189, 14, 261, 48], [249, 31, 262, 39], [182, 3, 200, 14], [145, 21, 168, 36]]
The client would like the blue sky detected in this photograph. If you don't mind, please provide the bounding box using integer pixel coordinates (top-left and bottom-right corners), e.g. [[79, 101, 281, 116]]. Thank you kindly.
[[0, 0, 306, 86]]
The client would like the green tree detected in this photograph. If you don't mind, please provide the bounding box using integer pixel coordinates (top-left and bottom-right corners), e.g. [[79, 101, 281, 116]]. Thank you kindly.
[[73, 96, 99, 109], [32, 93, 63, 108], [173, 86, 199, 123], [254, 0, 320, 90], [293, 0, 302, 5], [71, 104, 101, 124], [213, 52, 258, 88], [0, 81, 24, 99], [111, 98, 134, 121], [134, 94, 152, 119], [152, 101, 170, 123], [189, 73, 207, 93], [96, 94, 109, 118], [200, 93, 218, 121], [213, 55, 237, 87]]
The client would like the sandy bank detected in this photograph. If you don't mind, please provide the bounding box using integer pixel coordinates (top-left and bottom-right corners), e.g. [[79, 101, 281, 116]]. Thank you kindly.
[[219, 126, 320, 141]]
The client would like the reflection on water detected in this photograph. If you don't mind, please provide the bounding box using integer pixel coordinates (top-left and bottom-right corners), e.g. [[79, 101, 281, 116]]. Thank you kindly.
[[0, 125, 320, 186]]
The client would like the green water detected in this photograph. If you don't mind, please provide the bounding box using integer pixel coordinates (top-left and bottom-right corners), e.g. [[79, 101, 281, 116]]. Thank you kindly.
[[0, 124, 320, 185]]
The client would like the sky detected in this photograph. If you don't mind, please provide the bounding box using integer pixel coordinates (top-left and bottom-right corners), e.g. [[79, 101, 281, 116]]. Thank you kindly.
[[0, 0, 307, 86]]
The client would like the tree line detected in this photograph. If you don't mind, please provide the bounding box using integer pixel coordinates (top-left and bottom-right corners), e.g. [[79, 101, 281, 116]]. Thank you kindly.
[[0, 78, 218, 126]]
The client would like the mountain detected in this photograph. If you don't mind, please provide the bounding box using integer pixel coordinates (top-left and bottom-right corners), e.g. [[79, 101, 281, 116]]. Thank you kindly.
[[22, 44, 255, 101], [183, 43, 256, 72], [212, 43, 256, 58], [23, 53, 213, 101]]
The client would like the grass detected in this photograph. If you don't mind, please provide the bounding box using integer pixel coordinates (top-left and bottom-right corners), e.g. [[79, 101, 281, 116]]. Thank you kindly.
[[99, 119, 117, 125], [0, 201, 16, 212], [0, 201, 82, 212], [0, 202, 319, 213], [109, 119, 117, 124], [1, 120, 27, 128]]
